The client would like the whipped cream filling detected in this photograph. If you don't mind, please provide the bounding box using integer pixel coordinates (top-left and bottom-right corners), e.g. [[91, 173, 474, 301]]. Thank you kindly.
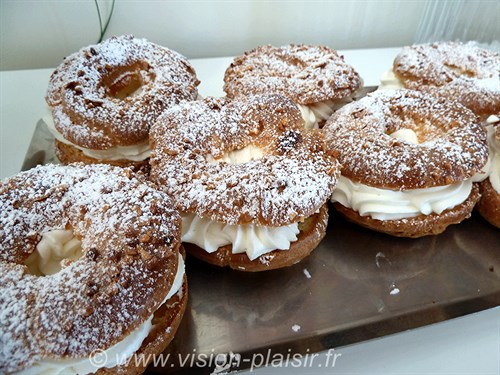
[[18, 254, 185, 375], [297, 98, 352, 129], [181, 213, 299, 261], [378, 69, 404, 90], [332, 175, 477, 221], [388, 128, 419, 144], [206, 145, 264, 164], [44, 115, 151, 162], [25, 229, 82, 276], [486, 115, 500, 193]]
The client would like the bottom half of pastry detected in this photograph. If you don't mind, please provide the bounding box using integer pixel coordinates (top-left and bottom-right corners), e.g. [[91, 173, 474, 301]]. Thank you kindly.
[[183, 204, 329, 272], [333, 184, 481, 238]]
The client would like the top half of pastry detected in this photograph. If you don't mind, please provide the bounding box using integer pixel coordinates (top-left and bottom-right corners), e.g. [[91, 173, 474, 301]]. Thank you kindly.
[[149, 93, 340, 227], [386, 41, 500, 118], [223, 44, 362, 129], [46, 35, 200, 150]]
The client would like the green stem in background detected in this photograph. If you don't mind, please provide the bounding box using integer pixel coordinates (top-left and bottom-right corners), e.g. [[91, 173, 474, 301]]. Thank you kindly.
[[102, 0, 115, 40], [95, 0, 115, 43]]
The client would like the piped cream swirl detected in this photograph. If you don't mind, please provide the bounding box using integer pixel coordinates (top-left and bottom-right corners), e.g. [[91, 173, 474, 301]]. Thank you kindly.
[[181, 213, 299, 261], [332, 175, 475, 221], [44, 116, 150, 162]]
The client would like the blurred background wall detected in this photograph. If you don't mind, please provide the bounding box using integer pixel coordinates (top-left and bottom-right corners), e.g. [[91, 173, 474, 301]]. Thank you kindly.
[[1, 0, 499, 71]]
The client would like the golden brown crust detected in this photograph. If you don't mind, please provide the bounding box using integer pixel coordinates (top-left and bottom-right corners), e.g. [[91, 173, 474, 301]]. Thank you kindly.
[[393, 42, 500, 117], [46, 35, 199, 149], [184, 204, 328, 271], [150, 94, 339, 226], [97, 277, 188, 375], [55, 139, 150, 174], [477, 179, 500, 228], [323, 89, 488, 190], [0, 164, 181, 373], [223, 44, 362, 105], [333, 184, 481, 237]]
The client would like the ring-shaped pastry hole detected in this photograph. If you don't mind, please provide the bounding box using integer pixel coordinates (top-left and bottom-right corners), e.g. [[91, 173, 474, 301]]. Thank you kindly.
[[384, 106, 447, 144], [103, 62, 155, 100], [24, 228, 83, 276]]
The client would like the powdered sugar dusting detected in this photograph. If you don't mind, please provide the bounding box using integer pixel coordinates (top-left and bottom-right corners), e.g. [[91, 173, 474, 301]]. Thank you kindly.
[[224, 44, 362, 105], [389, 283, 400, 295], [46, 35, 199, 149], [324, 89, 488, 190], [0, 164, 181, 372], [394, 41, 500, 116], [150, 94, 339, 226]]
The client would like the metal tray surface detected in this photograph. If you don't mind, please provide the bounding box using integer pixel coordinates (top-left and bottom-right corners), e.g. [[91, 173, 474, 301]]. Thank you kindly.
[[23, 120, 500, 374], [159, 213, 499, 374]]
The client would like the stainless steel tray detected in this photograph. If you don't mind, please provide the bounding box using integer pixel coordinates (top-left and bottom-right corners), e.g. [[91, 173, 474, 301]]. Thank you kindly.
[[23, 119, 499, 374]]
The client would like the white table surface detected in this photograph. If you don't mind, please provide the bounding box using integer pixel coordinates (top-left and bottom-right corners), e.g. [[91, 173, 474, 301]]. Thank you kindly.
[[0, 48, 498, 374]]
